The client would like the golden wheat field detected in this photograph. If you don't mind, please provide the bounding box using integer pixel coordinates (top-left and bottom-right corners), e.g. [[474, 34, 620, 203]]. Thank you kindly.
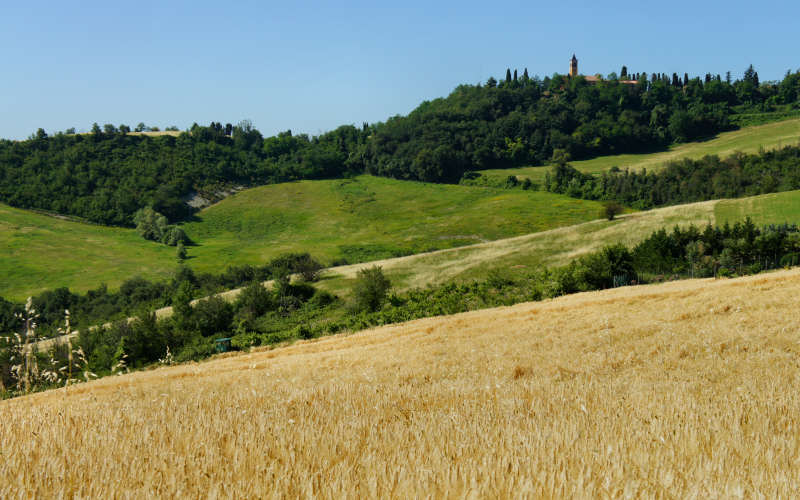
[[3, 270, 800, 498]]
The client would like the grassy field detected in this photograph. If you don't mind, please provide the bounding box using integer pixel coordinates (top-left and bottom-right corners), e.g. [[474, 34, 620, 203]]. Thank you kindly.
[[479, 117, 800, 185], [316, 199, 717, 296], [0, 176, 605, 301], [0, 204, 176, 301], [715, 189, 800, 226], [180, 175, 607, 274], [5, 269, 800, 497]]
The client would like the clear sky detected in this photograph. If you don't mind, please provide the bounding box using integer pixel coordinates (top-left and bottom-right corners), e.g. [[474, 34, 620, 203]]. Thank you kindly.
[[1, 0, 797, 140]]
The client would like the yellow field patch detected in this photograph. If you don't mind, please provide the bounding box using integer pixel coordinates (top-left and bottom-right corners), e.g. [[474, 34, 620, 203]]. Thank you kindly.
[[3, 269, 800, 497]]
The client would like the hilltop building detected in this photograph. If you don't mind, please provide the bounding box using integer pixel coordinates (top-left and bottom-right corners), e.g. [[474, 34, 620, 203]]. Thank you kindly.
[[569, 54, 637, 85]]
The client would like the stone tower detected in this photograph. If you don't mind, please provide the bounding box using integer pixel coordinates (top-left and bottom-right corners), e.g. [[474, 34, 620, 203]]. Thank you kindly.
[[569, 54, 578, 77]]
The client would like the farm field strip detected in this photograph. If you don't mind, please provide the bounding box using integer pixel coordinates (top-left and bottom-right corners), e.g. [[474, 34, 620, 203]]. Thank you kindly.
[[5, 269, 800, 497]]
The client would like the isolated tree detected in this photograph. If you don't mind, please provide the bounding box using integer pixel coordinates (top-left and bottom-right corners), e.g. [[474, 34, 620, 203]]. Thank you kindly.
[[352, 266, 391, 312], [91, 122, 102, 135], [684, 73, 689, 86], [486, 76, 497, 88], [620, 65, 628, 78], [601, 201, 624, 221], [133, 207, 169, 242], [119, 124, 131, 134], [103, 124, 117, 134], [726, 71, 732, 84], [523, 68, 529, 80], [65, 127, 75, 135], [513, 69, 518, 81], [176, 241, 187, 261], [505, 69, 512, 84], [135, 122, 146, 132]]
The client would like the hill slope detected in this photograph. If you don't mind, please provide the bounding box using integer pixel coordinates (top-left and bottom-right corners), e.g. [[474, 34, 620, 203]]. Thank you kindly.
[[0, 204, 176, 300], [4, 270, 800, 497], [479, 117, 800, 185], [0, 176, 606, 300], [181, 175, 607, 273]]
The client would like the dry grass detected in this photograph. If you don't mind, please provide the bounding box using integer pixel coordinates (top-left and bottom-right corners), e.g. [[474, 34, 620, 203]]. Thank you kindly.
[[321, 199, 716, 292], [4, 269, 800, 497]]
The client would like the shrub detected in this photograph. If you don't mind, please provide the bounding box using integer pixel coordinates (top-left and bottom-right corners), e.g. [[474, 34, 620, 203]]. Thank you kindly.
[[601, 201, 624, 221], [133, 207, 169, 241], [295, 324, 315, 340], [352, 266, 392, 312], [162, 226, 189, 246], [192, 296, 234, 337]]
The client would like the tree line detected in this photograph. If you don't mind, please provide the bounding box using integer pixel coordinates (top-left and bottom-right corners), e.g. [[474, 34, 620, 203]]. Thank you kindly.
[[544, 145, 800, 208], [2, 66, 799, 225]]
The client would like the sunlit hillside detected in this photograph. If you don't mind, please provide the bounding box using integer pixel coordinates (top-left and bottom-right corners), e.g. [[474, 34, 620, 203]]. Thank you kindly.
[[4, 269, 800, 497], [0, 176, 605, 300], [479, 117, 800, 185]]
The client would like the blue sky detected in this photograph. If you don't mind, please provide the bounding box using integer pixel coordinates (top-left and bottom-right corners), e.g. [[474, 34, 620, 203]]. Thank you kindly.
[[1, 0, 797, 140]]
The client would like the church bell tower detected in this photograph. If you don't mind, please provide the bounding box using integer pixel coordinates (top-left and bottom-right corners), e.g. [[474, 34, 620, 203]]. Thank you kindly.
[[569, 54, 578, 77]]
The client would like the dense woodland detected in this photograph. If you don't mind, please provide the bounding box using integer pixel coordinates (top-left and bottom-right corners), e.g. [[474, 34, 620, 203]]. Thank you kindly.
[[3, 218, 799, 396], [545, 145, 800, 207], [1, 66, 799, 225]]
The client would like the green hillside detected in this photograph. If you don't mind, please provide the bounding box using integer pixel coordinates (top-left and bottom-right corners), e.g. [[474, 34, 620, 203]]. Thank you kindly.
[[0, 204, 176, 301], [5, 115, 800, 303], [715, 189, 800, 226], [0, 176, 606, 301], [478, 117, 800, 185], [319, 190, 800, 296], [180, 175, 607, 273]]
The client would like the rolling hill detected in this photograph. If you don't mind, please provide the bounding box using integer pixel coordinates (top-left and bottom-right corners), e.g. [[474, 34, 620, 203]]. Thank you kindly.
[[478, 117, 800, 185], [4, 117, 800, 303], [4, 269, 800, 497], [0, 176, 606, 301], [180, 175, 608, 274]]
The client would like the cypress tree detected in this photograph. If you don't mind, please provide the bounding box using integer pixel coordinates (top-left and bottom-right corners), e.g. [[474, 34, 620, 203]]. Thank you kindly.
[[513, 69, 518, 81], [505, 68, 512, 83]]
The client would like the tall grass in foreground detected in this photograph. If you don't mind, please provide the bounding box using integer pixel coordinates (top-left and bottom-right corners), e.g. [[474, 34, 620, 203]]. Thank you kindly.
[[2, 270, 800, 496]]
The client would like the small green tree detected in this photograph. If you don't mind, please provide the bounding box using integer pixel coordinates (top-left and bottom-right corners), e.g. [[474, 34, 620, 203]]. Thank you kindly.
[[601, 201, 624, 221], [133, 207, 169, 242], [176, 242, 187, 261], [235, 281, 273, 323], [352, 266, 391, 312]]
